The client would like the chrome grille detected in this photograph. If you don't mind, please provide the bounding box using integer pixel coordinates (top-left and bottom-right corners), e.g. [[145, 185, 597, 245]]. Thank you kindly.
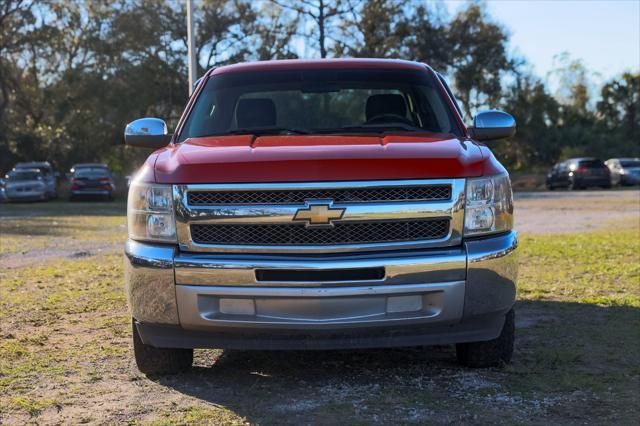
[[190, 220, 450, 246], [174, 179, 466, 254], [187, 185, 451, 205]]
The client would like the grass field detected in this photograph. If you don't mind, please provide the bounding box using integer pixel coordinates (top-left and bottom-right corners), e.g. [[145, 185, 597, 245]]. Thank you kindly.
[[1, 199, 639, 424]]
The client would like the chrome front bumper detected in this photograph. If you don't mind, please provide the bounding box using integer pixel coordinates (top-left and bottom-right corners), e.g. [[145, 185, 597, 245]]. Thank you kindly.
[[125, 231, 518, 348]]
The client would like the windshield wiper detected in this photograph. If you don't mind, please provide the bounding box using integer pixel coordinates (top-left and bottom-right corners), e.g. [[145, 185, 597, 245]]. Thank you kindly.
[[339, 122, 426, 132], [223, 127, 310, 136]]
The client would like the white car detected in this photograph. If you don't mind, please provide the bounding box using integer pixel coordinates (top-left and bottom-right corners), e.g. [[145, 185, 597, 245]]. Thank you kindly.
[[14, 161, 58, 199], [4, 169, 49, 201], [0, 178, 7, 202], [605, 158, 640, 186]]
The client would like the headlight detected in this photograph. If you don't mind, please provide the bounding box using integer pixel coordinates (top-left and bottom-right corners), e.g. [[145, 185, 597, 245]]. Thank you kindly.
[[127, 182, 176, 242], [464, 174, 513, 236]]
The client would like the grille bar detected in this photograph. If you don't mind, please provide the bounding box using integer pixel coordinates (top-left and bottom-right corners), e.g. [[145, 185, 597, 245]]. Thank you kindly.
[[190, 220, 449, 246], [188, 185, 451, 205], [255, 267, 386, 282]]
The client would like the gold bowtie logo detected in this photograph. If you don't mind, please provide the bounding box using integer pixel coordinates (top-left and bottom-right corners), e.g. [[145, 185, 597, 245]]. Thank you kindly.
[[293, 203, 345, 227]]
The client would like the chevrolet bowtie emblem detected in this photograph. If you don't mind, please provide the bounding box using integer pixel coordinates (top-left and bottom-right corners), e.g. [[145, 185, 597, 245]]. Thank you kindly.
[[293, 202, 345, 227]]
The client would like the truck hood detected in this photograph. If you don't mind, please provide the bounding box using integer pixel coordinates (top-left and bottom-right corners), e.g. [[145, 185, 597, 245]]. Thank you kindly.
[[154, 134, 486, 184]]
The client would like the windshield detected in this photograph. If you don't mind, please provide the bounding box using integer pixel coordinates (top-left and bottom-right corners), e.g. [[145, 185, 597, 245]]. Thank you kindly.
[[7, 171, 42, 181], [75, 168, 109, 178], [16, 165, 50, 174], [178, 69, 461, 141], [620, 160, 640, 168], [578, 160, 606, 168]]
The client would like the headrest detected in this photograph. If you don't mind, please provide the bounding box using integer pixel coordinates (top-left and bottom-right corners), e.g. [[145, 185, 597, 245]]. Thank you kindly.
[[365, 94, 407, 121], [236, 98, 276, 128]]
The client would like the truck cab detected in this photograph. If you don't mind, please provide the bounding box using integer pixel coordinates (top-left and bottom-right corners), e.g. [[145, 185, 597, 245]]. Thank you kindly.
[[123, 59, 518, 374]]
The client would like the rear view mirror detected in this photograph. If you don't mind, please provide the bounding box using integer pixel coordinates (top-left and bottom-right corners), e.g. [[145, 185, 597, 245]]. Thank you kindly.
[[124, 118, 173, 148], [469, 110, 516, 141]]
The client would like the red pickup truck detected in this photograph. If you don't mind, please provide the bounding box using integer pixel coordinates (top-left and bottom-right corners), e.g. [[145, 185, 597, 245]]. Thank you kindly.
[[124, 59, 517, 375]]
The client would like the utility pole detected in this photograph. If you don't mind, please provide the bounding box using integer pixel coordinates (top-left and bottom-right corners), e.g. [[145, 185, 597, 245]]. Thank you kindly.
[[187, 0, 197, 95]]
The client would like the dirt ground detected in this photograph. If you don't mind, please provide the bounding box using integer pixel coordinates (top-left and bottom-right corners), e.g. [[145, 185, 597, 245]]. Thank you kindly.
[[514, 189, 640, 234], [1, 190, 639, 425]]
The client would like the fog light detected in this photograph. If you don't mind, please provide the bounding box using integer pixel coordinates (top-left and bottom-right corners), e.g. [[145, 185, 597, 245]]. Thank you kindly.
[[147, 214, 174, 238], [219, 298, 255, 315], [387, 295, 422, 313]]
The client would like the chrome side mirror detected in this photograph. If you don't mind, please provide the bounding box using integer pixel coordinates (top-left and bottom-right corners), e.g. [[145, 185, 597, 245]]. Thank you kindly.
[[124, 118, 172, 148], [469, 110, 516, 141]]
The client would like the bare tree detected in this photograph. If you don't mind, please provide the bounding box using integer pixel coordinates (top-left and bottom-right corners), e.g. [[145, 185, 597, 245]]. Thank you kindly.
[[271, 0, 359, 58]]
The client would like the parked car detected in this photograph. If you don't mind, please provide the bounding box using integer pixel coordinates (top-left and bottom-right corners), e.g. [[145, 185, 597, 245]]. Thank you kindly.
[[70, 163, 111, 175], [70, 166, 116, 200], [605, 158, 640, 186], [546, 158, 611, 190], [123, 59, 518, 374], [0, 178, 7, 202], [3, 169, 49, 201], [14, 161, 57, 198]]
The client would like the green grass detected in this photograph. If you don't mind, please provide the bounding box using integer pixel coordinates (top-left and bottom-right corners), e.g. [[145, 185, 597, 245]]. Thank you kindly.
[[518, 227, 640, 306], [0, 201, 638, 424], [0, 201, 126, 255]]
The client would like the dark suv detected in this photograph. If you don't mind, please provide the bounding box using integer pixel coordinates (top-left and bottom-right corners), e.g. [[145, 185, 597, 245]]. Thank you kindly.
[[546, 158, 611, 190]]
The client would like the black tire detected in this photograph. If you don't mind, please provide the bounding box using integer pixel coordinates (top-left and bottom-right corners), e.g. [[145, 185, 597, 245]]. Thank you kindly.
[[132, 320, 193, 375], [569, 180, 581, 190], [456, 309, 515, 368]]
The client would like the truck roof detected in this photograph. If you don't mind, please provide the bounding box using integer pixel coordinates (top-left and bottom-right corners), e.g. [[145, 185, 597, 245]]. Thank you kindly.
[[71, 163, 108, 170], [15, 161, 51, 168], [10, 168, 42, 174], [210, 58, 428, 76]]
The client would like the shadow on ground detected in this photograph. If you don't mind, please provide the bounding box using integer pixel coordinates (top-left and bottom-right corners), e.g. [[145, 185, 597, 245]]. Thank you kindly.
[[154, 301, 640, 424]]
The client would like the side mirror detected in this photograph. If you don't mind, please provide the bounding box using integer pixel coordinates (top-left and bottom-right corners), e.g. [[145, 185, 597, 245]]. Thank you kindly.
[[469, 110, 516, 141], [124, 118, 173, 148]]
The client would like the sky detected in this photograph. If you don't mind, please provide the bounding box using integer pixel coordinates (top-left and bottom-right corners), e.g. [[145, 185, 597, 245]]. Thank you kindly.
[[444, 0, 640, 84]]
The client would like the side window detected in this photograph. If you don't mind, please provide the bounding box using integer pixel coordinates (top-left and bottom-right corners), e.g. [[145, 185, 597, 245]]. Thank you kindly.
[[437, 73, 464, 119]]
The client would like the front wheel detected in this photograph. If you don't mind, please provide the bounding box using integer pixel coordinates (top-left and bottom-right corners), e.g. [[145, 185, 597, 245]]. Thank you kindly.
[[456, 309, 515, 368], [132, 320, 193, 375]]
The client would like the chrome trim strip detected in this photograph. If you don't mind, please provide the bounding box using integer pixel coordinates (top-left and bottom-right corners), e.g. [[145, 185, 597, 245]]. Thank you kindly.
[[174, 249, 466, 287], [177, 281, 464, 297], [179, 179, 458, 191], [174, 179, 465, 254], [175, 201, 453, 224]]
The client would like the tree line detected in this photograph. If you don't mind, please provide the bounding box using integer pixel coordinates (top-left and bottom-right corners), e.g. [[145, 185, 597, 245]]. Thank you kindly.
[[1, 0, 638, 175]]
